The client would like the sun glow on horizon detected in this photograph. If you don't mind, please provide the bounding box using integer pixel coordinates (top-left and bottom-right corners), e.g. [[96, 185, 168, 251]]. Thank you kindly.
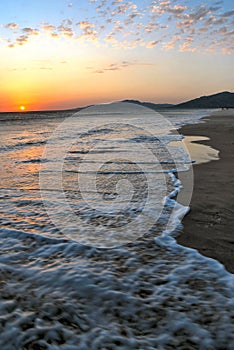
[[19, 105, 26, 111]]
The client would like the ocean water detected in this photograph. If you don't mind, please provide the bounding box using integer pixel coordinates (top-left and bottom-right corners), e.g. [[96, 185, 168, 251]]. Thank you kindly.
[[0, 103, 233, 350]]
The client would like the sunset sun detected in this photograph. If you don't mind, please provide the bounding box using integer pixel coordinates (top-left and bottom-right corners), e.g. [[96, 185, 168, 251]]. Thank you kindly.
[[20, 105, 26, 111]]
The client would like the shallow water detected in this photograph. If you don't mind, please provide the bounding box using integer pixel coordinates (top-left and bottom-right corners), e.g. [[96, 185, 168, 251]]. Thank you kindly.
[[0, 104, 233, 349], [170, 136, 220, 165]]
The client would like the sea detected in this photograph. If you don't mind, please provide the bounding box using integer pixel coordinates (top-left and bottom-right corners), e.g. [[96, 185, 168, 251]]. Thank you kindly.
[[0, 103, 233, 350]]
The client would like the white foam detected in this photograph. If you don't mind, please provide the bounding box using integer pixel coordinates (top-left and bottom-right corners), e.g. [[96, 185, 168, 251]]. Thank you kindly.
[[0, 227, 233, 349]]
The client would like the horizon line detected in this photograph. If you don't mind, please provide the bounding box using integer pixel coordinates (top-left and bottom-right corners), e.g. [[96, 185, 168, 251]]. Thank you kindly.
[[0, 90, 233, 114]]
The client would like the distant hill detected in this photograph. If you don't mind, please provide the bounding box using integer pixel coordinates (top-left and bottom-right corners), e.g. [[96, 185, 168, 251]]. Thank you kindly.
[[121, 92, 234, 110], [121, 99, 174, 110], [174, 91, 234, 109]]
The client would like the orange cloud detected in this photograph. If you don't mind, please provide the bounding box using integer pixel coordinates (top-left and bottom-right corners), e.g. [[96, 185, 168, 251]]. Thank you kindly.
[[145, 40, 160, 48], [42, 24, 56, 31]]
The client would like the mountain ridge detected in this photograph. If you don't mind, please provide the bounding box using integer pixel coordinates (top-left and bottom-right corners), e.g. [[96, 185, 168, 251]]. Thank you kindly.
[[121, 91, 234, 110], [173, 91, 234, 109]]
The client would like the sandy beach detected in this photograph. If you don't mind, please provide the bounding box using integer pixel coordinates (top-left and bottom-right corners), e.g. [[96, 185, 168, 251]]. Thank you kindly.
[[177, 110, 234, 274]]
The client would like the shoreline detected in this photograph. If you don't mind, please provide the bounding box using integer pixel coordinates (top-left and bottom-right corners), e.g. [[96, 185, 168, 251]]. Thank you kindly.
[[177, 110, 234, 274]]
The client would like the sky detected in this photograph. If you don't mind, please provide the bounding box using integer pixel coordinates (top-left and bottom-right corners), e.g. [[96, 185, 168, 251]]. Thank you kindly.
[[0, 0, 233, 111]]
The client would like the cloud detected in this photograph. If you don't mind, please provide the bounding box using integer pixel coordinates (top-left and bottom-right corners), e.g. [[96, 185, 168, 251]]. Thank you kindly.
[[221, 47, 233, 54], [40, 67, 53, 70], [96, 0, 108, 11], [175, 2, 228, 36], [112, 0, 124, 5], [4, 23, 19, 30], [204, 16, 226, 26], [168, 5, 187, 15], [77, 21, 97, 40], [152, 2, 187, 16], [50, 33, 59, 38], [151, 1, 170, 15], [2, 0, 233, 54], [105, 65, 119, 71], [89, 60, 155, 73], [163, 36, 181, 50], [144, 22, 159, 33], [65, 19, 73, 26], [6, 27, 40, 47], [188, 5, 210, 22], [16, 35, 30, 45], [7, 65, 53, 71], [22, 28, 39, 36], [179, 37, 196, 52], [42, 24, 56, 32], [198, 27, 208, 34], [105, 33, 117, 43], [222, 10, 234, 17], [78, 21, 95, 30], [10, 35, 29, 47], [145, 40, 160, 49], [112, 2, 137, 15], [58, 25, 74, 38]]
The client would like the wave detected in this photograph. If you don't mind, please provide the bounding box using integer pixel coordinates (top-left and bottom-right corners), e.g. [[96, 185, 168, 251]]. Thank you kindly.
[[0, 226, 233, 349]]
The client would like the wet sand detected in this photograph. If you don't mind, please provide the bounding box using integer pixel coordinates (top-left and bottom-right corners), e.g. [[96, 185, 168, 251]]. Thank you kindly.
[[177, 110, 234, 274]]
